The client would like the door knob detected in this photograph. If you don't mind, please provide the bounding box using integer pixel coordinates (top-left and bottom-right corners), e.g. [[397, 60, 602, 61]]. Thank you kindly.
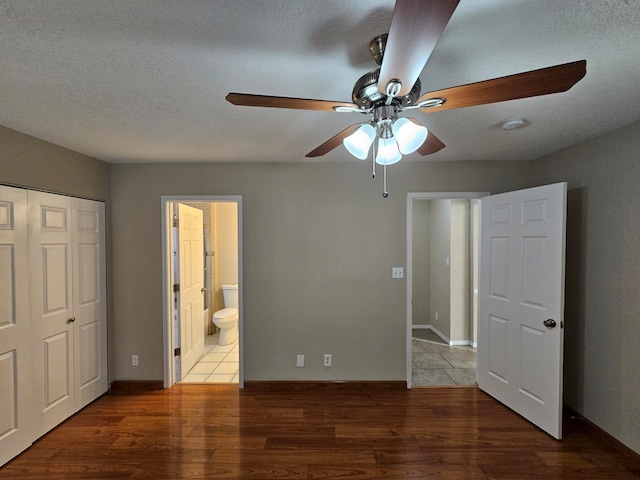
[[543, 318, 556, 328], [67, 317, 76, 323], [201, 288, 207, 292]]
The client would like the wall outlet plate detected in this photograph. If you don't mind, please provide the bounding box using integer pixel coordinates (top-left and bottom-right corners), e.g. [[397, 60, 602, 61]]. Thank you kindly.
[[296, 354, 304, 367], [392, 267, 404, 279]]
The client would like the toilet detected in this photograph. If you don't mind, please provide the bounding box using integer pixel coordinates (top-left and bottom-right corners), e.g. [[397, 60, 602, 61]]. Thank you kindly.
[[212, 284, 239, 346]]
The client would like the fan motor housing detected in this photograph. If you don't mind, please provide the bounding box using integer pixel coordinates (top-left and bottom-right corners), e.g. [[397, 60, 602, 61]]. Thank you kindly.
[[352, 68, 421, 109]]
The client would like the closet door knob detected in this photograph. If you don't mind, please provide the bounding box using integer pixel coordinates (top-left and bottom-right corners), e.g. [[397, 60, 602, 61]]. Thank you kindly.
[[543, 318, 556, 328], [201, 288, 207, 292], [68, 317, 76, 323]]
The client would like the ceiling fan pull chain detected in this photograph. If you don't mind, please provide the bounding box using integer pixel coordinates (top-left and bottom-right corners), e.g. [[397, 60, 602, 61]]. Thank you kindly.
[[372, 136, 377, 178], [382, 164, 389, 198]]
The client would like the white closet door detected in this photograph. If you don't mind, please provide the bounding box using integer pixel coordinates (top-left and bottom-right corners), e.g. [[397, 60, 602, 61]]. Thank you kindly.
[[72, 198, 107, 410], [0, 186, 34, 466], [29, 191, 77, 436]]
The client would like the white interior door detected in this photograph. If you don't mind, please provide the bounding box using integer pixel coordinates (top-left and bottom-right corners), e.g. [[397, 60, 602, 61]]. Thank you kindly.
[[177, 203, 205, 378], [72, 198, 107, 410], [0, 186, 34, 465], [478, 182, 566, 439], [29, 191, 76, 436]]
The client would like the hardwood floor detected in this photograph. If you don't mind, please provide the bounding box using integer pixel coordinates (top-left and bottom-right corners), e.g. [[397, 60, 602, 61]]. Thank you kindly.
[[2, 383, 639, 479]]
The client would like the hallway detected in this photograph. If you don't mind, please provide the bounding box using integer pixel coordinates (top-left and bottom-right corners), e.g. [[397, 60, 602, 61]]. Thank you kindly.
[[412, 329, 477, 386]]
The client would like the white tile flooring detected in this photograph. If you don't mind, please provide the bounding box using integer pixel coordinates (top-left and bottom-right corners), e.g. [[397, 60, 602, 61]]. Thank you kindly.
[[180, 333, 239, 383]]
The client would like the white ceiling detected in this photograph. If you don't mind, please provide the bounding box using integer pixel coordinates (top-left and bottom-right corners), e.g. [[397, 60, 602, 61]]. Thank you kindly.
[[1, 0, 640, 164]]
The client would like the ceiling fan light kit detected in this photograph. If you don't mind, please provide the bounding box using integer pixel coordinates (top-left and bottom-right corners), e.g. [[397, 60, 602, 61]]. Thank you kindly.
[[342, 112, 429, 166], [392, 117, 428, 155], [343, 123, 376, 160], [226, 0, 586, 196], [376, 136, 402, 166]]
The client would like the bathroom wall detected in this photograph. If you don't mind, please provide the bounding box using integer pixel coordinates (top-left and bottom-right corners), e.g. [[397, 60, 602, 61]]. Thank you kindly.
[[213, 202, 238, 310], [411, 200, 431, 325]]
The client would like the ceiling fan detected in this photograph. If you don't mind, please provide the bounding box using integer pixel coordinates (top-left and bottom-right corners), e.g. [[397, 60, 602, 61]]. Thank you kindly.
[[226, 0, 586, 195]]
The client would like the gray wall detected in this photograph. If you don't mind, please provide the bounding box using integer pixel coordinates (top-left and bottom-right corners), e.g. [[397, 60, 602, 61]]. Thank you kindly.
[[109, 161, 531, 382], [533, 119, 640, 454], [450, 199, 470, 343], [429, 199, 451, 336], [0, 125, 110, 201], [411, 200, 431, 326]]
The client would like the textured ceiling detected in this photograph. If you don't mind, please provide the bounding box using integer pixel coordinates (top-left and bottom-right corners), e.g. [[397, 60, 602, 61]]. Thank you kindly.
[[1, 0, 640, 164]]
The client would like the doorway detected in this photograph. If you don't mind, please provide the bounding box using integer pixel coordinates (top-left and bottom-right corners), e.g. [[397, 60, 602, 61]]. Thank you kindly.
[[161, 195, 243, 388], [406, 192, 487, 388]]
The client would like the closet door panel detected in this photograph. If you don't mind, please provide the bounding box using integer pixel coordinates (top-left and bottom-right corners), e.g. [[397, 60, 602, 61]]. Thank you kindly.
[[29, 191, 75, 437], [72, 198, 107, 410], [0, 186, 33, 467], [43, 331, 71, 407]]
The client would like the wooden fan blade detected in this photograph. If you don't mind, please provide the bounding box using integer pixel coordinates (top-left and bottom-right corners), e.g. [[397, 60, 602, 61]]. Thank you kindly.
[[305, 124, 361, 158], [417, 60, 587, 112], [407, 118, 445, 155], [378, 0, 460, 97], [417, 131, 446, 156], [226, 93, 358, 112]]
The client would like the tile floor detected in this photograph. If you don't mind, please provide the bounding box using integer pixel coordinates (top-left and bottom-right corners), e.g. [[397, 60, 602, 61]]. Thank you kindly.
[[412, 329, 477, 386], [180, 333, 239, 383]]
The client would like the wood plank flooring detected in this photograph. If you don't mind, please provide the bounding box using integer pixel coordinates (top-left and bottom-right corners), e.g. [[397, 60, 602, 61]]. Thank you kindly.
[[2, 383, 639, 479]]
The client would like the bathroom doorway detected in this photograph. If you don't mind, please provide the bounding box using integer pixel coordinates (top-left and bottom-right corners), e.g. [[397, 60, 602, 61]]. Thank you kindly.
[[161, 195, 243, 388], [406, 192, 486, 388]]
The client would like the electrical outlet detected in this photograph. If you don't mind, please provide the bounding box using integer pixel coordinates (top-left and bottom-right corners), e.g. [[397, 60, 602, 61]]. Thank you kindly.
[[132, 355, 139, 367], [323, 354, 332, 367], [296, 354, 304, 367], [434, 312, 439, 321], [392, 267, 404, 279]]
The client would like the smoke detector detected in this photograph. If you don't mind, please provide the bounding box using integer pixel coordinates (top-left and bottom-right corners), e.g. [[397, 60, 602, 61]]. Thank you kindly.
[[500, 117, 527, 130]]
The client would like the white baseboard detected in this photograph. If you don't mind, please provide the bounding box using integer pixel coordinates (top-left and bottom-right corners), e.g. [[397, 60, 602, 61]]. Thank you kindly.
[[428, 325, 451, 345], [412, 324, 474, 347]]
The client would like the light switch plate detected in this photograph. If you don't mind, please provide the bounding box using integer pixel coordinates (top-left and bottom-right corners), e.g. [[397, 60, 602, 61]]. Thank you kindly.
[[392, 267, 404, 279]]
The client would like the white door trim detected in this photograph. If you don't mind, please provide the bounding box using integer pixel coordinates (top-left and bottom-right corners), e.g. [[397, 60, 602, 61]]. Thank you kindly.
[[161, 195, 243, 389], [405, 192, 488, 389]]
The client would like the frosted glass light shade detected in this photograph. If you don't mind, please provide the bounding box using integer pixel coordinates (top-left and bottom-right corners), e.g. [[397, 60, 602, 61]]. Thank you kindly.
[[343, 123, 376, 160], [375, 137, 401, 165], [392, 117, 428, 155]]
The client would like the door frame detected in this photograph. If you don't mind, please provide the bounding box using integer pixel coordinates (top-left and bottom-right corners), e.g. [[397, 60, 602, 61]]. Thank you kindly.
[[161, 195, 243, 388], [405, 192, 488, 388]]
